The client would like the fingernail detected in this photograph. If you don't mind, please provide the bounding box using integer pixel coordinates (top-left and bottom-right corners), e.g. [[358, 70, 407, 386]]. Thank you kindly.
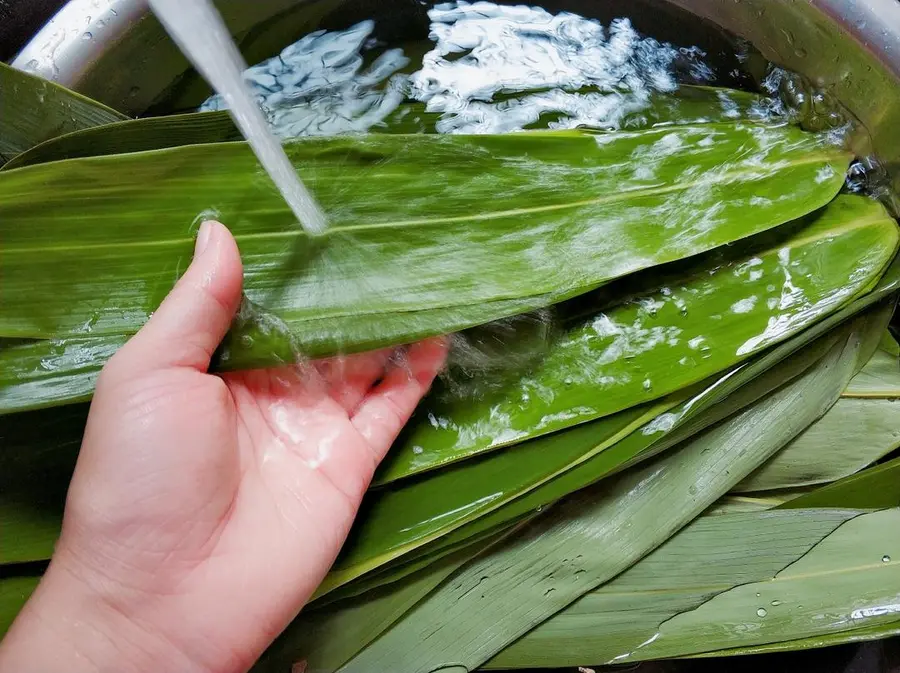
[[195, 220, 214, 256]]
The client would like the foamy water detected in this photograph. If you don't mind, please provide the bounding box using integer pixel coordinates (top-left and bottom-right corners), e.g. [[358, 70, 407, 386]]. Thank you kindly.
[[200, 1, 717, 137]]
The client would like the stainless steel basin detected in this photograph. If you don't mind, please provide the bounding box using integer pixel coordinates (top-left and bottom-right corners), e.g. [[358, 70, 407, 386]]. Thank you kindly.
[[9, 0, 900, 208]]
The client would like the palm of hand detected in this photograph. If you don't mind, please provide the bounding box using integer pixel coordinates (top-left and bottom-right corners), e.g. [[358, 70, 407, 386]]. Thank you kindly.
[[46, 223, 448, 673], [64, 344, 444, 672]]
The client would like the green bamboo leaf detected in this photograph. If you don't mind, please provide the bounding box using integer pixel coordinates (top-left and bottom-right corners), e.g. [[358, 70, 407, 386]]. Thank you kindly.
[[844, 338, 900, 397], [1, 183, 884, 420], [612, 508, 900, 662], [735, 399, 900, 492], [0, 336, 126, 414], [492, 422, 900, 667], [377, 195, 898, 483], [337, 313, 874, 673], [316, 400, 674, 596], [321, 305, 846, 596], [299, 316, 892, 672], [734, 335, 900, 492], [315, 513, 536, 608], [255, 518, 525, 673], [378, 293, 900, 583], [0, 84, 766, 171], [485, 508, 861, 669], [879, 330, 900, 356], [1, 296, 895, 607], [0, 404, 84, 563], [2, 111, 240, 171], [0, 63, 127, 163], [0, 124, 849, 352], [778, 456, 900, 511], [686, 616, 900, 658], [702, 493, 795, 515], [722, 453, 900, 514]]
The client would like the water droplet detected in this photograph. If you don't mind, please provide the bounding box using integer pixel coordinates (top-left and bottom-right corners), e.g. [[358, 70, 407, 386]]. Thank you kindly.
[[564, 377, 574, 385], [757, 608, 768, 618], [81, 32, 93, 41], [642, 378, 652, 391], [412, 446, 424, 455], [771, 600, 782, 607], [883, 555, 891, 563], [756, 592, 761, 598]]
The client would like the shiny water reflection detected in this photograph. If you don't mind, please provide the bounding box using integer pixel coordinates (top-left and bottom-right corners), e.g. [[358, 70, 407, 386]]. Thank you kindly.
[[201, 1, 717, 137]]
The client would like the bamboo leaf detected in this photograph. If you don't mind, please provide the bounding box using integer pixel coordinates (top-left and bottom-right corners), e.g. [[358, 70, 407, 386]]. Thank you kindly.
[[879, 330, 900, 356], [255, 517, 526, 673], [318, 400, 671, 595], [0, 336, 126, 414], [734, 332, 900, 492], [2, 297, 895, 607], [318, 295, 865, 596], [378, 195, 898, 482], [371, 292, 900, 584], [2, 111, 240, 171], [0, 124, 849, 353], [314, 520, 528, 609], [0, 303, 892, 607], [493, 399, 900, 668], [843, 338, 900, 397], [702, 493, 794, 515], [336, 313, 874, 673], [0, 404, 84, 563], [778, 456, 900, 511], [686, 617, 900, 658], [0, 85, 765, 171], [485, 508, 861, 669], [734, 399, 900, 492], [1, 192, 887, 420], [611, 508, 900, 662], [0, 63, 127, 163]]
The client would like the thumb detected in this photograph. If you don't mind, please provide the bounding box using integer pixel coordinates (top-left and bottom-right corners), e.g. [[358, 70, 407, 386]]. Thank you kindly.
[[107, 220, 244, 378]]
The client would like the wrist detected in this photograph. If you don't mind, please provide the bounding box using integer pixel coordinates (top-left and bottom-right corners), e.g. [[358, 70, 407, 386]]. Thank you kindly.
[[0, 552, 200, 673]]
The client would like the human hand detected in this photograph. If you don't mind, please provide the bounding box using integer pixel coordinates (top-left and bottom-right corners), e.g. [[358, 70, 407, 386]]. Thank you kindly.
[[0, 221, 448, 673]]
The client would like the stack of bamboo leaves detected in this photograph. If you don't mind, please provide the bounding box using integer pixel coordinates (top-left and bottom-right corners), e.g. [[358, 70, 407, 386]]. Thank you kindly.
[[2, 60, 900, 672]]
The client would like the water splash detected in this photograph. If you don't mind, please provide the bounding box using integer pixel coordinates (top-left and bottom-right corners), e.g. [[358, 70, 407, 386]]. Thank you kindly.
[[199, 21, 410, 138], [201, 2, 717, 138], [410, 2, 715, 134], [149, 0, 327, 236]]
